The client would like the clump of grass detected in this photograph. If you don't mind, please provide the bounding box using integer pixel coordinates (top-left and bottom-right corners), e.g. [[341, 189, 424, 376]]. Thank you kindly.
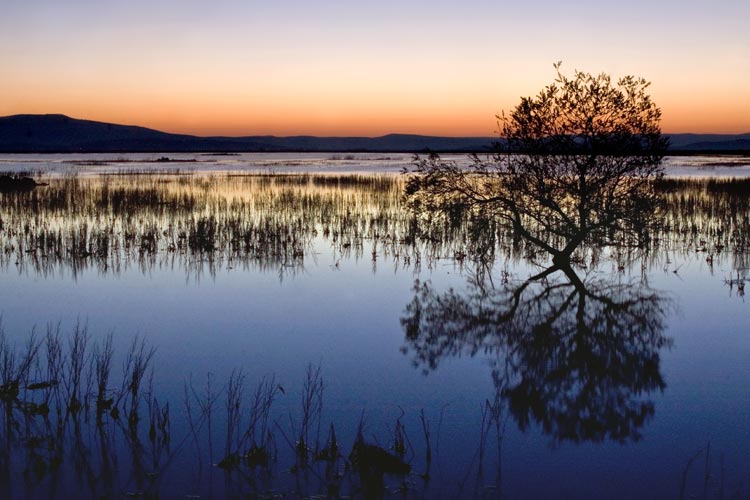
[[61, 321, 89, 417], [119, 337, 156, 434], [656, 177, 750, 196], [184, 372, 220, 470], [218, 372, 283, 470], [278, 363, 324, 468], [94, 334, 114, 422]]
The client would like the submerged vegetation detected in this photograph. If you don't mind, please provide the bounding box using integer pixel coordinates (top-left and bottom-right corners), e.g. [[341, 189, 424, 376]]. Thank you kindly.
[[0, 173, 417, 278], [1, 172, 750, 279], [1, 168, 749, 497], [0, 320, 496, 498], [0, 311, 737, 498]]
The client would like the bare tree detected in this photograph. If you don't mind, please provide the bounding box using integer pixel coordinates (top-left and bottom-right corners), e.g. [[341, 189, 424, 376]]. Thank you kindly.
[[405, 63, 669, 266]]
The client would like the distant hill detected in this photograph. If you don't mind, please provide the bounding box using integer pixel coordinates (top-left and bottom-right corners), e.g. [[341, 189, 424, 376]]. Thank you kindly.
[[0, 115, 271, 152], [665, 135, 750, 152], [0, 114, 494, 153], [1, 114, 748, 153]]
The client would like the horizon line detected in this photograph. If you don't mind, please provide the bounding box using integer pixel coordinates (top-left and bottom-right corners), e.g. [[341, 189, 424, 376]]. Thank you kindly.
[[3, 113, 750, 139]]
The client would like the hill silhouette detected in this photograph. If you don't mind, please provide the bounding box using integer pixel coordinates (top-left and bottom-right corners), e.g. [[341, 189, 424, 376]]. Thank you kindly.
[[0, 114, 494, 153], [0, 114, 748, 153]]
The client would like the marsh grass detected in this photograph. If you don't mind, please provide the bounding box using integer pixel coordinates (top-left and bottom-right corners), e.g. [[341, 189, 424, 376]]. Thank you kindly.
[[0, 320, 449, 497], [0, 173, 447, 279], [0, 315, 739, 498], [0, 320, 167, 498], [3, 172, 750, 281], [183, 364, 427, 497], [677, 441, 748, 500], [648, 178, 750, 274]]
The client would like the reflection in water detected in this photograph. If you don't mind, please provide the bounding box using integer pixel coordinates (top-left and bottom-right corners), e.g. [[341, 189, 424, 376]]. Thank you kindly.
[[1, 171, 750, 497], [402, 263, 672, 443], [0, 323, 428, 498], [656, 178, 750, 272], [0, 173, 418, 278], [1, 174, 750, 279]]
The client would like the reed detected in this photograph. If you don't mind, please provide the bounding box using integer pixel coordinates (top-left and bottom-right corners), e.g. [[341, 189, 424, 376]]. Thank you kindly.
[[0, 319, 738, 498]]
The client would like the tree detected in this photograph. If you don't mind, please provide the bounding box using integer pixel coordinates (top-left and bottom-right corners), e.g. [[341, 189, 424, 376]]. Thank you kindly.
[[405, 63, 669, 266]]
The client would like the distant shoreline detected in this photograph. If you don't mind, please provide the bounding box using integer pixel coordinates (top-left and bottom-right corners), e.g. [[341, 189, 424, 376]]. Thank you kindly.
[[1, 150, 749, 156], [2, 114, 749, 155]]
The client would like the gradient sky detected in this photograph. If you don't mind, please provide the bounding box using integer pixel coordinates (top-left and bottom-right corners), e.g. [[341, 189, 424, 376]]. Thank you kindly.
[[1, 0, 748, 136]]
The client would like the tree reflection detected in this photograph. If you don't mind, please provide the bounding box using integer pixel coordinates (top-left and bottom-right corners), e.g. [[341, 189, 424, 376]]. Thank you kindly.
[[401, 263, 672, 443]]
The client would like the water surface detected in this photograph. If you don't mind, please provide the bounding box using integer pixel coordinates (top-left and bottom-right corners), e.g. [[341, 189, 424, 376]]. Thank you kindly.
[[0, 154, 749, 498]]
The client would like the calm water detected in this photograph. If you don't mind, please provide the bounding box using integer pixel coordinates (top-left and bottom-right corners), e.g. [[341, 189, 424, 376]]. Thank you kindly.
[[1, 154, 749, 499]]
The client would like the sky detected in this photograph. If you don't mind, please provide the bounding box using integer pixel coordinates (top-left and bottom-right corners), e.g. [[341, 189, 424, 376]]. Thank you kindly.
[[1, 0, 748, 137]]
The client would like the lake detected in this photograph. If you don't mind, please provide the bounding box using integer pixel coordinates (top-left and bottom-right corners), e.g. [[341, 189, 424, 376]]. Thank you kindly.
[[0, 153, 749, 499]]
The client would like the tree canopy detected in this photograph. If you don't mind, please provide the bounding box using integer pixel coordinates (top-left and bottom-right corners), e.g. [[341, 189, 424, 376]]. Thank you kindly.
[[405, 63, 669, 265]]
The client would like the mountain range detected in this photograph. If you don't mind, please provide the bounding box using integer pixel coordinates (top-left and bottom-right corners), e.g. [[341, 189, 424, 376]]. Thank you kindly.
[[1, 114, 749, 153]]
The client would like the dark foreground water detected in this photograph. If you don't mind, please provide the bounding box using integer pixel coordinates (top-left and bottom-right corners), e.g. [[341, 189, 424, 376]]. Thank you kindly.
[[0, 154, 749, 499]]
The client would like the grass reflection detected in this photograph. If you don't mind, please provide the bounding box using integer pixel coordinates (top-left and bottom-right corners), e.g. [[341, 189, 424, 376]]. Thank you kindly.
[[0, 173, 415, 278], [1, 172, 748, 497], [0, 321, 436, 498], [3, 174, 750, 279]]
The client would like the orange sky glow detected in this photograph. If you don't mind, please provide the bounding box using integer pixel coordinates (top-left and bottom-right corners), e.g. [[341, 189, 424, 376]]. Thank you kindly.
[[2, 0, 748, 137]]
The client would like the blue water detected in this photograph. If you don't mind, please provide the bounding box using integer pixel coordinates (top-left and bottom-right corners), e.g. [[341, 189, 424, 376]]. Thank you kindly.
[[0, 154, 749, 498]]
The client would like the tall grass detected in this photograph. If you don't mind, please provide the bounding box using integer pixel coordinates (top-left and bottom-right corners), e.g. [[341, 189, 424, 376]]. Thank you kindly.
[[4, 173, 750, 280], [0, 321, 439, 497]]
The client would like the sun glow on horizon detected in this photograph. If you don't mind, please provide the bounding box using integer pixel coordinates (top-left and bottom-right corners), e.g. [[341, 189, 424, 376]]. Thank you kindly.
[[2, 0, 748, 137]]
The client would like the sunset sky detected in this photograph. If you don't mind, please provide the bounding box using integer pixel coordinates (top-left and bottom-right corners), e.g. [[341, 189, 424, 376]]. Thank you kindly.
[[2, 0, 748, 136]]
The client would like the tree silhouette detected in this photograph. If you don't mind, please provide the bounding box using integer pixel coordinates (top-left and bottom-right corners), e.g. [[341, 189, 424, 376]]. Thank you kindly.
[[405, 63, 668, 266], [401, 263, 672, 443]]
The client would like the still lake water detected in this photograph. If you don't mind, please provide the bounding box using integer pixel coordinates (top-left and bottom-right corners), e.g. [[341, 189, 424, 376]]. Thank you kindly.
[[1, 153, 750, 498]]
